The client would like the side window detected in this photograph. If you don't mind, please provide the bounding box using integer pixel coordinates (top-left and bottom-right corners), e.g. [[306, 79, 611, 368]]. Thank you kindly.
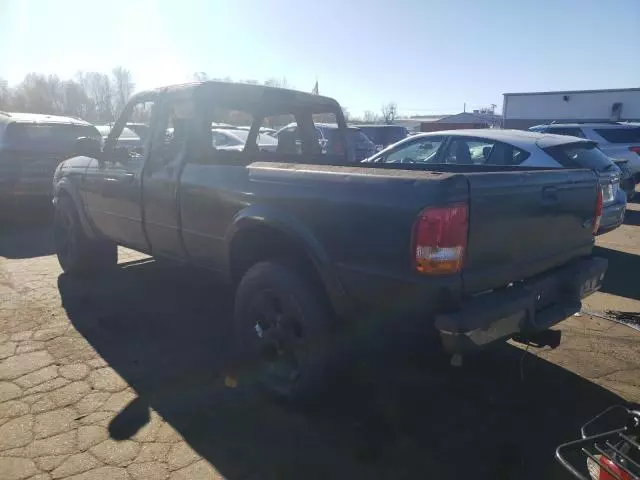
[[384, 137, 444, 164], [548, 127, 585, 138], [442, 138, 477, 165], [108, 100, 155, 160], [443, 138, 530, 166], [151, 97, 194, 167]]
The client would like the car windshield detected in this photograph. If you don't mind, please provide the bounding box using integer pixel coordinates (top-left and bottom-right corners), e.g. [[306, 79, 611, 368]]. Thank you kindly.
[[546, 142, 615, 171], [595, 127, 640, 143], [2, 123, 100, 151]]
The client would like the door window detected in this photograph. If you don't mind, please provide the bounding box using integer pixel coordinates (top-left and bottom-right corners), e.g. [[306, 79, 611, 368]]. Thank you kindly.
[[151, 97, 194, 168], [106, 100, 155, 160], [383, 137, 444, 164], [442, 138, 530, 165]]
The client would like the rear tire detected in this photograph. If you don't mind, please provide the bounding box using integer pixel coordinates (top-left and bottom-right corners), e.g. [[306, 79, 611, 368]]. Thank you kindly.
[[234, 260, 338, 402], [54, 195, 117, 275]]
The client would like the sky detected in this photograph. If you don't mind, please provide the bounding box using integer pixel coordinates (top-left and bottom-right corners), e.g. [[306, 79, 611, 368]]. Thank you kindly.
[[0, 0, 638, 117]]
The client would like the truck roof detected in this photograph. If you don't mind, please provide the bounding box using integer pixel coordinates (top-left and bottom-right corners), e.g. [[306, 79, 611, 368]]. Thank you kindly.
[[137, 81, 341, 111], [0, 111, 92, 126]]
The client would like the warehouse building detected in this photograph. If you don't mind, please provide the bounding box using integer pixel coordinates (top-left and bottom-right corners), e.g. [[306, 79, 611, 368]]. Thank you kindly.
[[503, 87, 640, 129]]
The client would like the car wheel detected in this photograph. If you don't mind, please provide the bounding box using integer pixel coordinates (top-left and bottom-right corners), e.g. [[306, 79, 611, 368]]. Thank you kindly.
[[234, 260, 338, 401], [54, 195, 117, 275]]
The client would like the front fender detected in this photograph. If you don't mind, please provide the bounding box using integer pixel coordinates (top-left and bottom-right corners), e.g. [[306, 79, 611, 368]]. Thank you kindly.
[[225, 205, 352, 317], [54, 178, 97, 239]]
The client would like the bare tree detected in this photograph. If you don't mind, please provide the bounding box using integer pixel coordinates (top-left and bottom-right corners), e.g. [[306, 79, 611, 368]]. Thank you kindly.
[[112, 66, 135, 117], [363, 110, 379, 123], [0, 78, 11, 109], [62, 80, 92, 119], [192, 72, 209, 82], [10, 73, 64, 115], [381, 102, 398, 124], [79, 72, 114, 123], [264, 77, 290, 89]]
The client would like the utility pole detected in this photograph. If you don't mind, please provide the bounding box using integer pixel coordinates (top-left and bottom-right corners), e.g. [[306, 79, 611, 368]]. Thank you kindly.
[[463, 102, 466, 113]]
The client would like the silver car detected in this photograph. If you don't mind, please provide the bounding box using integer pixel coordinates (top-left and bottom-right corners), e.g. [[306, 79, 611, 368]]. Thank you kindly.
[[363, 129, 626, 233]]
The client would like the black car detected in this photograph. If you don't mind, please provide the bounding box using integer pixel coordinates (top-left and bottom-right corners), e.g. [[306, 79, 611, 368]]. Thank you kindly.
[[0, 112, 101, 201]]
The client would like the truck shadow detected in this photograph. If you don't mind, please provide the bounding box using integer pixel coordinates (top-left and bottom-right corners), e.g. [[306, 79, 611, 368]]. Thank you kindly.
[[593, 246, 640, 301], [58, 261, 623, 480], [0, 203, 55, 259], [623, 208, 640, 227]]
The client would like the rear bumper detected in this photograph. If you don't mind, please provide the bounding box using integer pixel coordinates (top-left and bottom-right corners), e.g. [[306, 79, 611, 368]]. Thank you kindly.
[[597, 200, 626, 233], [435, 257, 608, 354]]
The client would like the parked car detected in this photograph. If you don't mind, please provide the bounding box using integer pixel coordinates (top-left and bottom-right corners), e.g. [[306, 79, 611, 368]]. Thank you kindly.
[[95, 125, 144, 154], [355, 124, 408, 150], [53, 81, 607, 399], [0, 112, 100, 201], [211, 127, 278, 152], [529, 122, 640, 198], [364, 129, 626, 233], [275, 123, 377, 162]]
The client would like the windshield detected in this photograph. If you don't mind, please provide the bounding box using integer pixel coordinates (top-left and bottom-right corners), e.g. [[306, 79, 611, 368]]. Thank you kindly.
[[545, 142, 615, 171], [2, 123, 100, 151]]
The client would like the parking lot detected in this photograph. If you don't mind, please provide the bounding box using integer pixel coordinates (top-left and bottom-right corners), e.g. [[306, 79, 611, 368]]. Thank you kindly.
[[0, 202, 638, 480]]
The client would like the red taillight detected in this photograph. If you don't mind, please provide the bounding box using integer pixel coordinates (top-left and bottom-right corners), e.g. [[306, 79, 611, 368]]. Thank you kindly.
[[593, 187, 603, 235], [413, 203, 468, 275], [587, 454, 632, 480], [629, 146, 640, 155]]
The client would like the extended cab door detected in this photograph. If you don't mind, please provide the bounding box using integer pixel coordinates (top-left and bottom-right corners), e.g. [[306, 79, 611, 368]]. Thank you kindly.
[[83, 94, 157, 249], [140, 91, 192, 260]]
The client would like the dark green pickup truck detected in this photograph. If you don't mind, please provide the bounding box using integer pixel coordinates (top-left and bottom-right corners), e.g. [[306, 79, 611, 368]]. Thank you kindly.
[[52, 81, 607, 398]]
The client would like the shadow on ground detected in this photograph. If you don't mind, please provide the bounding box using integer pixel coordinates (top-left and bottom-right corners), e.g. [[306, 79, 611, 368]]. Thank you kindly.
[[624, 208, 640, 227], [594, 246, 640, 301], [58, 260, 623, 480], [0, 203, 55, 259]]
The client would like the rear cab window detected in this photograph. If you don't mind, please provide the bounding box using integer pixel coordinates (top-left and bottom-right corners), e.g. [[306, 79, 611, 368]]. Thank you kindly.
[[188, 85, 349, 164], [594, 127, 640, 143]]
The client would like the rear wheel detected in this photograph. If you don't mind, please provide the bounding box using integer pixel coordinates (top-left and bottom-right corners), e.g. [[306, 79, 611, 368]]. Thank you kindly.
[[234, 260, 338, 401], [54, 195, 117, 275]]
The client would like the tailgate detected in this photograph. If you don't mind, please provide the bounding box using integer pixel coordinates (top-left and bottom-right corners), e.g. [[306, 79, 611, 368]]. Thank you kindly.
[[463, 169, 598, 295]]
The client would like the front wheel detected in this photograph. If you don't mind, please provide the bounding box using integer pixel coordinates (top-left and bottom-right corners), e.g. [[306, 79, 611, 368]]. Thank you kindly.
[[234, 260, 338, 401], [54, 195, 117, 275]]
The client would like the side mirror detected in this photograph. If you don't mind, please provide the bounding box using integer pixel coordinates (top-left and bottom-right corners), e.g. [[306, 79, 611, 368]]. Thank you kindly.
[[75, 137, 102, 157]]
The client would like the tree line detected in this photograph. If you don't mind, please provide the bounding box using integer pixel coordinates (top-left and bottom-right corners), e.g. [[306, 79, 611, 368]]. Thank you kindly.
[[0, 68, 399, 125]]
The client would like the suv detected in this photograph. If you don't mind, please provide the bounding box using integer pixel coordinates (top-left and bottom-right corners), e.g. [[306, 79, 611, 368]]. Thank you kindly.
[[530, 123, 640, 198], [0, 112, 101, 201]]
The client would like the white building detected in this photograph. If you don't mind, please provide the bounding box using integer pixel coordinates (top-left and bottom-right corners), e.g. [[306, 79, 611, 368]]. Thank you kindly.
[[503, 87, 640, 129]]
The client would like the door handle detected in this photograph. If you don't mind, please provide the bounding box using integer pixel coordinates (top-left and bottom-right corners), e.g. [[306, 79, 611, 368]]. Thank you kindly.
[[123, 172, 135, 183], [541, 186, 558, 203]]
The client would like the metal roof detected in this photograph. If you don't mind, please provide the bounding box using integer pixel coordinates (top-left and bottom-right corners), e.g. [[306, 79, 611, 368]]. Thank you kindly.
[[0, 111, 92, 126], [504, 87, 640, 97], [532, 122, 640, 129]]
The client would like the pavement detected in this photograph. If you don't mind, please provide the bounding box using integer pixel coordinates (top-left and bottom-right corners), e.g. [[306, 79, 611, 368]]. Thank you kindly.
[[0, 201, 638, 480]]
